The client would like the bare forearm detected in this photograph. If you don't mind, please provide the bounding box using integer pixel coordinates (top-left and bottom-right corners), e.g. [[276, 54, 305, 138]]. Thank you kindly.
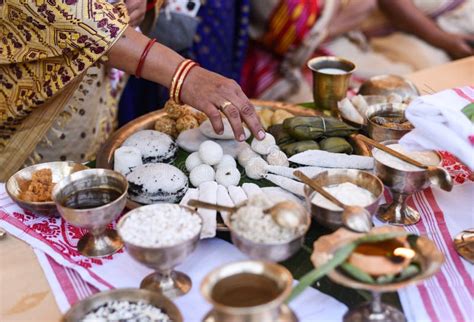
[[377, 0, 446, 48], [107, 27, 184, 87]]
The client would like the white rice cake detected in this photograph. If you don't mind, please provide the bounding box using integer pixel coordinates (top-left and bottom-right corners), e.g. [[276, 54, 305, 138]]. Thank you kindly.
[[217, 185, 234, 225], [289, 150, 374, 169], [263, 174, 305, 197], [242, 183, 263, 199], [199, 118, 250, 140], [177, 128, 207, 153], [197, 181, 218, 238], [227, 185, 248, 206]]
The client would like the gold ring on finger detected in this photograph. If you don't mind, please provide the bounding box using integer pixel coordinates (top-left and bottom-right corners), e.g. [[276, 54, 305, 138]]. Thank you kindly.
[[219, 101, 232, 111]]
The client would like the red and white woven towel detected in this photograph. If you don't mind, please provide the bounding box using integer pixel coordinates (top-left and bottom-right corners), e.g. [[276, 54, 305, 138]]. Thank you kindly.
[[0, 184, 346, 321]]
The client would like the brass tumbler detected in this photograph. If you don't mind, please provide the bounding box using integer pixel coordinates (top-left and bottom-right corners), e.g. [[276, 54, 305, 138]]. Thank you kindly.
[[307, 56, 355, 116]]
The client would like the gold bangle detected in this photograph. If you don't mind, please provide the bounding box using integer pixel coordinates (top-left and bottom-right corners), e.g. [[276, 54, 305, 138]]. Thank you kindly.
[[169, 59, 193, 102], [174, 61, 198, 104]]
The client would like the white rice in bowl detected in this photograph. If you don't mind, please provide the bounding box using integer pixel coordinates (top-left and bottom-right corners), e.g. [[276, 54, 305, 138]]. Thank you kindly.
[[119, 204, 202, 248], [230, 194, 306, 244]]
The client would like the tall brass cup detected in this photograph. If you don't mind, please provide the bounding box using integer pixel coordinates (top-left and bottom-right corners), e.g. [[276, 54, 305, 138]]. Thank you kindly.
[[307, 56, 355, 116]]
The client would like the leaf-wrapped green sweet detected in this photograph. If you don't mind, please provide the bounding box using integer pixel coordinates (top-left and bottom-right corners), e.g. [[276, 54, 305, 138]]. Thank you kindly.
[[280, 140, 320, 156], [268, 124, 295, 145], [283, 116, 357, 140], [319, 137, 353, 154]]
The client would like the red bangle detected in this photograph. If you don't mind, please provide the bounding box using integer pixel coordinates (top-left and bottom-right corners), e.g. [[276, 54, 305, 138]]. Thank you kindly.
[[146, 0, 157, 12], [135, 38, 156, 78]]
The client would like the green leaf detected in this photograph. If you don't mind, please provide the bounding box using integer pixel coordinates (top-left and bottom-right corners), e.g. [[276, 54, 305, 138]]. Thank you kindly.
[[461, 103, 474, 123], [340, 262, 375, 284]]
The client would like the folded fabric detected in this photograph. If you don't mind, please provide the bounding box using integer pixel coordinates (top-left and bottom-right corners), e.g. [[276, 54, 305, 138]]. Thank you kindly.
[[400, 86, 474, 169]]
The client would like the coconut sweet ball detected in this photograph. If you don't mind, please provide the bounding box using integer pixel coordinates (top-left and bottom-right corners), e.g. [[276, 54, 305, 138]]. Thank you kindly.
[[126, 163, 188, 204], [122, 130, 177, 164]]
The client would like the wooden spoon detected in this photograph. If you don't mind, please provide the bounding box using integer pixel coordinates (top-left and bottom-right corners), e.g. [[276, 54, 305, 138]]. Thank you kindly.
[[356, 134, 453, 192]]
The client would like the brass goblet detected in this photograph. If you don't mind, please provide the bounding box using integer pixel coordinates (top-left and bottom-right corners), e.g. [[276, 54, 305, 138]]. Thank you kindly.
[[201, 261, 296, 322], [52, 169, 128, 257], [307, 56, 355, 116], [313, 227, 444, 322], [117, 204, 202, 299]]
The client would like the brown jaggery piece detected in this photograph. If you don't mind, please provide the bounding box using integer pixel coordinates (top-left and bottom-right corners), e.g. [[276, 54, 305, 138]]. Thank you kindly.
[[19, 168, 54, 202]]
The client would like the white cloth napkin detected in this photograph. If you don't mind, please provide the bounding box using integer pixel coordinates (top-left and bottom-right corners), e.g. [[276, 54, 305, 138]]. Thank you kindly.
[[400, 87, 474, 169]]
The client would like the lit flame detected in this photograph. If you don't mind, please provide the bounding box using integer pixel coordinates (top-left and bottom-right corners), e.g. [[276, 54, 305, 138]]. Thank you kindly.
[[393, 247, 416, 259]]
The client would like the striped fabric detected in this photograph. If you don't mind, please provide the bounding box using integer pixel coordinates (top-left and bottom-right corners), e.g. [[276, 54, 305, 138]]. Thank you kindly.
[[0, 183, 346, 320]]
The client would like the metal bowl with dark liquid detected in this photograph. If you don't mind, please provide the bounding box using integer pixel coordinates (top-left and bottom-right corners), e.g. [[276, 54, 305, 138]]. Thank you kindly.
[[52, 169, 128, 257], [366, 103, 412, 142], [6, 161, 88, 216]]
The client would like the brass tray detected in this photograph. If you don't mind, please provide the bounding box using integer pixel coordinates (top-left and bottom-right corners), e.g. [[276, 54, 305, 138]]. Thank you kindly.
[[96, 100, 370, 210]]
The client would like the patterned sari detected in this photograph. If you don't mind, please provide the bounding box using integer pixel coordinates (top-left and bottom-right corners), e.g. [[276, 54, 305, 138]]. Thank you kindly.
[[0, 0, 129, 181]]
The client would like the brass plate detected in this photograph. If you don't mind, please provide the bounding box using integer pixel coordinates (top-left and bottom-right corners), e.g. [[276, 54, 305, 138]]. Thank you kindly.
[[96, 100, 370, 210], [454, 229, 474, 264], [312, 227, 445, 292]]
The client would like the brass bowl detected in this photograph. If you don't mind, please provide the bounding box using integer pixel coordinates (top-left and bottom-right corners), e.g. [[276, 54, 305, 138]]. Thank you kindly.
[[366, 103, 411, 142], [358, 75, 419, 100], [63, 288, 183, 322], [117, 204, 202, 299], [6, 161, 88, 216], [201, 260, 296, 322], [312, 226, 444, 321], [304, 169, 384, 230], [228, 203, 311, 262]]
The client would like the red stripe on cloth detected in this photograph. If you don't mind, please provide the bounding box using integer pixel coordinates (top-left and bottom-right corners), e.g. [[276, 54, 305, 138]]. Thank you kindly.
[[417, 283, 441, 322], [408, 196, 453, 319], [46, 255, 80, 305], [453, 88, 474, 102], [412, 192, 468, 320], [0, 211, 114, 289], [423, 189, 474, 297]]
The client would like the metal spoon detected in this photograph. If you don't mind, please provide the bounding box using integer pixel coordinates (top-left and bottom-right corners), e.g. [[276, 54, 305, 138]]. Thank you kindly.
[[186, 199, 306, 229], [356, 134, 453, 192], [294, 170, 372, 233]]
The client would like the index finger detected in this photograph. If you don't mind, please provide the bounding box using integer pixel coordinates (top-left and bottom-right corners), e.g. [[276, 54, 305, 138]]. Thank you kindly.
[[234, 91, 265, 140]]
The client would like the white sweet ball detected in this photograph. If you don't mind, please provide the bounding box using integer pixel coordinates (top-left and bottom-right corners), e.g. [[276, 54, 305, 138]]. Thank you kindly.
[[237, 146, 260, 167], [185, 152, 203, 172], [251, 133, 276, 155], [245, 157, 268, 180], [189, 164, 215, 187], [215, 154, 236, 170], [266, 149, 289, 167], [215, 166, 241, 187], [199, 140, 223, 165]]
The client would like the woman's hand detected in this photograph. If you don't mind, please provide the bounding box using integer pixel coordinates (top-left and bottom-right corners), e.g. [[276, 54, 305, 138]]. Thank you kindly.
[[440, 33, 474, 59], [125, 0, 147, 27], [180, 67, 265, 141]]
